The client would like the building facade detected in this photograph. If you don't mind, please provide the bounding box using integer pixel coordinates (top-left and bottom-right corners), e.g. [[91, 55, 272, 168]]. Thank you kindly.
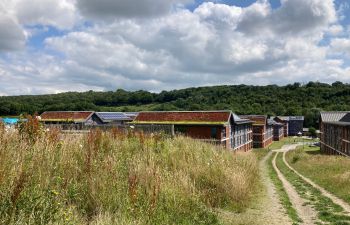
[[288, 116, 304, 136], [240, 115, 273, 148], [273, 116, 289, 137], [269, 119, 284, 141], [131, 111, 253, 151], [320, 112, 350, 157]]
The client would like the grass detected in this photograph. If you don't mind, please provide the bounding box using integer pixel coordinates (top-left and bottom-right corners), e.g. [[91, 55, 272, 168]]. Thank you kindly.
[[286, 146, 350, 205], [268, 153, 302, 224], [0, 119, 259, 225], [275, 152, 350, 224]]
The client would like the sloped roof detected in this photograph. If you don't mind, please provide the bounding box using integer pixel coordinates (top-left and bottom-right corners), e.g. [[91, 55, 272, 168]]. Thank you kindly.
[[240, 115, 267, 126], [95, 112, 135, 122], [289, 116, 304, 121], [40, 111, 94, 122], [268, 119, 283, 126], [320, 111, 349, 122], [277, 116, 290, 121], [132, 111, 232, 125]]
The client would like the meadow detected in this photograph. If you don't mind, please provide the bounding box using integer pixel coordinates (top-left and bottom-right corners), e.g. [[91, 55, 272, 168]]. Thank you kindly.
[[286, 145, 350, 205], [0, 119, 259, 225]]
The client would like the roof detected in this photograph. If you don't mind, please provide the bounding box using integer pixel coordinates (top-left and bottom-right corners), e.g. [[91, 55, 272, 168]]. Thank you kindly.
[[40, 111, 94, 123], [320, 112, 350, 122], [268, 119, 283, 126], [289, 116, 304, 121], [240, 115, 267, 126], [132, 111, 234, 125], [95, 112, 136, 123], [277, 116, 290, 121]]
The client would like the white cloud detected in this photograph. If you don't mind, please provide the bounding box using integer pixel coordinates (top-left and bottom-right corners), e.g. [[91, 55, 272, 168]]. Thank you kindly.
[[330, 38, 350, 56], [0, 0, 350, 95]]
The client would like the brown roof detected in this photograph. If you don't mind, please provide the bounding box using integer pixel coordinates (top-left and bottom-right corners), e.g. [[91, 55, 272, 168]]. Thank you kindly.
[[132, 111, 231, 125], [240, 115, 267, 125], [40, 111, 94, 122]]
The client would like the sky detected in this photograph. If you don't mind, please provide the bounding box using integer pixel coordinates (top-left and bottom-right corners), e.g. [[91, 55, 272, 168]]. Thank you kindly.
[[0, 0, 350, 96]]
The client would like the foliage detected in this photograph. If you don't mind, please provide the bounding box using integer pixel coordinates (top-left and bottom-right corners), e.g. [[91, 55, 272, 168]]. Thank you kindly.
[[0, 129, 259, 224]]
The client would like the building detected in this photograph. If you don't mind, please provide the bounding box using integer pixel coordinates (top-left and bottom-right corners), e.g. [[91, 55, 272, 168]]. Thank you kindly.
[[269, 119, 284, 141], [240, 115, 273, 148], [273, 116, 289, 137], [131, 111, 253, 151], [95, 112, 138, 125], [320, 112, 350, 157], [288, 116, 304, 136], [39, 111, 103, 129]]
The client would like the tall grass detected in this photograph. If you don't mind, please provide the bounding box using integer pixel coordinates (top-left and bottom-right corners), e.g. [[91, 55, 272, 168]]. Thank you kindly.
[[0, 121, 259, 225]]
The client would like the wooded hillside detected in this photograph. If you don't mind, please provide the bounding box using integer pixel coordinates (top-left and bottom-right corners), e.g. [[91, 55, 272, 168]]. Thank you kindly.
[[1, 81, 350, 128]]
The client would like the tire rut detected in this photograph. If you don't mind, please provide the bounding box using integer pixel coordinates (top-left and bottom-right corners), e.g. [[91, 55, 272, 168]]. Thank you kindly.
[[272, 151, 318, 225]]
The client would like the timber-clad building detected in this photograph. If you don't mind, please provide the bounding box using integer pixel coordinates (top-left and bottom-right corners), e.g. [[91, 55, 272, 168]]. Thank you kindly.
[[320, 112, 350, 157], [240, 115, 273, 148], [269, 119, 284, 141], [131, 111, 253, 151]]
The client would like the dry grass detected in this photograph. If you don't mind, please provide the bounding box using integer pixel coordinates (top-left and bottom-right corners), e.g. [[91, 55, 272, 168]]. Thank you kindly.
[[0, 119, 259, 225]]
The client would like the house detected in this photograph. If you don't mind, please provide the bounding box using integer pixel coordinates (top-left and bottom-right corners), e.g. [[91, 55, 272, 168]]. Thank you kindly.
[[131, 111, 253, 151], [239, 115, 273, 148], [273, 116, 289, 137], [269, 119, 284, 141], [95, 112, 138, 125], [319, 112, 350, 157], [39, 111, 103, 129], [288, 116, 304, 136]]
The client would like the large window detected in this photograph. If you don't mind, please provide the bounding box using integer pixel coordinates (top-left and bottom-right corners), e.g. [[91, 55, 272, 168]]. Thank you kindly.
[[211, 127, 217, 139]]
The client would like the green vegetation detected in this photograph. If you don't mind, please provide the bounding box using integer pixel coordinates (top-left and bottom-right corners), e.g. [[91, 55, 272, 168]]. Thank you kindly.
[[0, 120, 259, 225], [3, 81, 350, 127], [286, 146, 350, 204], [268, 153, 301, 224], [276, 152, 350, 224]]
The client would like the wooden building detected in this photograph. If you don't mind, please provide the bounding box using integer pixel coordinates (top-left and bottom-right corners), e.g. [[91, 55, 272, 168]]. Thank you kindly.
[[320, 112, 350, 157], [240, 115, 273, 148], [273, 116, 289, 137], [288, 116, 304, 136], [269, 119, 284, 141], [131, 111, 253, 151], [39, 111, 103, 129]]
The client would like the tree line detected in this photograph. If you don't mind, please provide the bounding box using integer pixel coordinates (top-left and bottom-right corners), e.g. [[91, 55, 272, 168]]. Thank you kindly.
[[1, 81, 350, 128]]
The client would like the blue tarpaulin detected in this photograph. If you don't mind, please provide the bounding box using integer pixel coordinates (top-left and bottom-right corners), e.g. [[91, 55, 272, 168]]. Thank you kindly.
[[2, 118, 19, 125]]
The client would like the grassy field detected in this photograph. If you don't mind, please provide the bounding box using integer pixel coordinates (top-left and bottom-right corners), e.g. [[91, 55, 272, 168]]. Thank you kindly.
[[0, 119, 259, 225], [276, 152, 350, 224], [286, 145, 350, 205]]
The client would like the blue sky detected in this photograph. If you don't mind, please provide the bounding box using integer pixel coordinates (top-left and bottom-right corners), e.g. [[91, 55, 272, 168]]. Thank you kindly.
[[0, 0, 350, 95]]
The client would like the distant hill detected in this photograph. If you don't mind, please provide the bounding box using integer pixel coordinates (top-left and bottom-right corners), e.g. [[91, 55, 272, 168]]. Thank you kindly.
[[1, 81, 350, 128]]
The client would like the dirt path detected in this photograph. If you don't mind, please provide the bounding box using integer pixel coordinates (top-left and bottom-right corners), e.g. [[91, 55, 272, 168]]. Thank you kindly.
[[272, 150, 318, 225], [219, 151, 292, 225], [283, 146, 350, 215]]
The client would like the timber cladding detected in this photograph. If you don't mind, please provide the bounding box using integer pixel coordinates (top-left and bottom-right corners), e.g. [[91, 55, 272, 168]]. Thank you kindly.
[[320, 112, 350, 157]]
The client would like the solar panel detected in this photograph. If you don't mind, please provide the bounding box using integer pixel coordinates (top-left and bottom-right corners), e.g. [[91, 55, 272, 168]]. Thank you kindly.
[[96, 112, 132, 121]]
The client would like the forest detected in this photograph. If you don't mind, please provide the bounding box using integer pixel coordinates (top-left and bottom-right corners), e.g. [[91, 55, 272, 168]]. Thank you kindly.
[[1, 81, 350, 128]]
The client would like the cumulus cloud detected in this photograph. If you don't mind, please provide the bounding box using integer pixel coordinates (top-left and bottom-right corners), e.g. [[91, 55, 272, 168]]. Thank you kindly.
[[77, 0, 193, 19], [0, 0, 350, 95], [0, 2, 26, 52], [13, 0, 78, 29], [330, 38, 350, 56]]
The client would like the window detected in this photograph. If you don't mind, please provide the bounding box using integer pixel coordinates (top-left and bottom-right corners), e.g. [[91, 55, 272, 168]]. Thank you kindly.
[[211, 127, 217, 139]]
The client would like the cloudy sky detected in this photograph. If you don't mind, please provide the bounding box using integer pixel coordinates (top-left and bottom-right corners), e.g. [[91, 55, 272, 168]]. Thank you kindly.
[[0, 0, 350, 96]]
